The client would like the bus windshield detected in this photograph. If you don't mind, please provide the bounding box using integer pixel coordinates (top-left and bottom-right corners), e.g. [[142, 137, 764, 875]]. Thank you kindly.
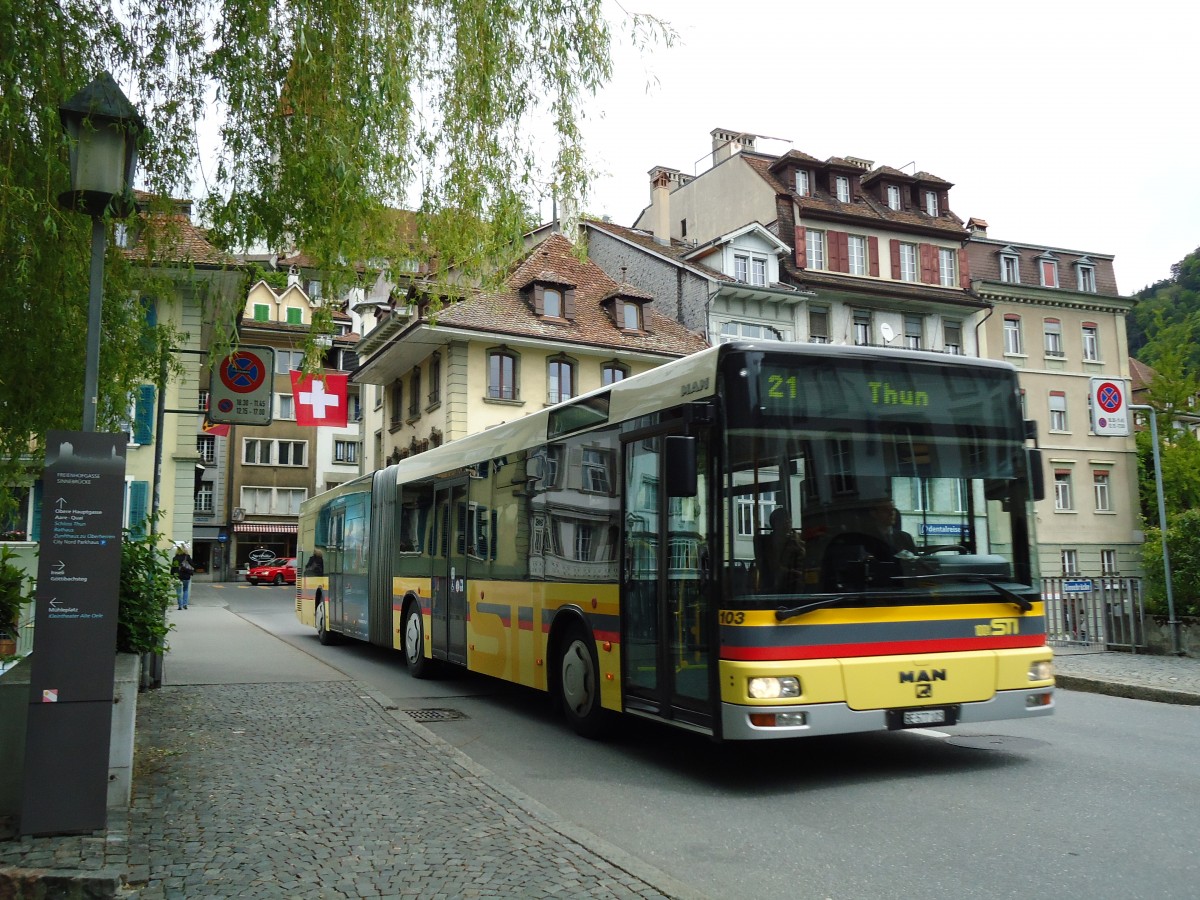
[[721, 348, 1035, 605]]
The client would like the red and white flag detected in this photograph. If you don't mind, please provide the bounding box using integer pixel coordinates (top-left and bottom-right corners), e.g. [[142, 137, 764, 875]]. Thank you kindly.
[[290, 371, 348, 428]]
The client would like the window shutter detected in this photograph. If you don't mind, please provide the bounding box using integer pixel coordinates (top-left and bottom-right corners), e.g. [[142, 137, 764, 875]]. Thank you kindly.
[[919, 244, 937, 284], [890, 239, 901, 277], [868, 236, 880, 277], [532, 285, 544, 316], [958, 248, 971, 289], [134, 385, 156, 444], [128, 481, 150, 539], [794, 226, 807, 268], [564, 287, 576, 320], [827, 230, 846, 273]]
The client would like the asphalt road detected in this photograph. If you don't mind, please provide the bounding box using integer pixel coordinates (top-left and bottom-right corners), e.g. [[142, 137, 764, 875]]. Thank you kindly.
[[209, 582, 1200, 900]]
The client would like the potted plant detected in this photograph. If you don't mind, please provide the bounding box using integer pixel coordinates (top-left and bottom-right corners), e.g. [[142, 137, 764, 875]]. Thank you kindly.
[[0, 547, 34, 657]]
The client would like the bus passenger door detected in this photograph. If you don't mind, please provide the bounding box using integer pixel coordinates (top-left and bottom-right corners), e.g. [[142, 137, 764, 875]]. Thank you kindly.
[[622, 429, 712, 727], [432, 480, 469, 665]]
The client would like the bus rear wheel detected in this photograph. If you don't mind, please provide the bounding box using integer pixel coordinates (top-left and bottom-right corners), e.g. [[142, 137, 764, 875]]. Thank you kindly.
[[403, 602, 435, 679], [559, 625, 606, 738]]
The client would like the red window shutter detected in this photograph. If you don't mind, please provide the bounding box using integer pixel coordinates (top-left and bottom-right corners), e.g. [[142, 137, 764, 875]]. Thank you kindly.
[[890, 239, 901, 276], [795, 226, 807, 268], [829, 230, 848, 273], [868, 236, 880, 277], [920, 243, 937, 284], [958, 248, 971, 289]]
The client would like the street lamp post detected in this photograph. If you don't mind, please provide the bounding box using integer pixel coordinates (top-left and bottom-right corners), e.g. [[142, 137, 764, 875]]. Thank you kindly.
[[57, 72, 146, 431]]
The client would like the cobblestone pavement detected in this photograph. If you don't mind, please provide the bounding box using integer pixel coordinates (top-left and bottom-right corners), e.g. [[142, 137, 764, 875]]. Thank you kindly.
[[2, 680, 693, 899], [6, 649, 1200, 897]]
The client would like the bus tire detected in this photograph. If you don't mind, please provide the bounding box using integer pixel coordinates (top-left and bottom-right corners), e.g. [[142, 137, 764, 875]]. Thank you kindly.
[[558, 624, 606, 739], [403, 601, 435, 679], [316, 596, 337, 646]]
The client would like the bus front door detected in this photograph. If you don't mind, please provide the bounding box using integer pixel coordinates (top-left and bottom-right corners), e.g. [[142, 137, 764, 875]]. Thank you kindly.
[[431, 480, 468, 666], [622, 430, 712, 728]]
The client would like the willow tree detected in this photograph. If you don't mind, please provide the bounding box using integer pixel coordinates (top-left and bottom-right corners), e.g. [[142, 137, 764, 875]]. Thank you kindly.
[[0, 0, 668, 499]]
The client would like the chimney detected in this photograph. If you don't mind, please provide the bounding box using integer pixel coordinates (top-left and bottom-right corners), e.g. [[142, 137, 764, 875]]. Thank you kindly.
[[649, 167, 674, 246], [711, 128, 756, 167], [966, 217, 989, 237]]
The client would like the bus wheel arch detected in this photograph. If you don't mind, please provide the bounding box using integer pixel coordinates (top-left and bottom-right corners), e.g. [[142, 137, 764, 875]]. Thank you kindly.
[[552, 612, 607, 739], [402, 595, 436, 679]]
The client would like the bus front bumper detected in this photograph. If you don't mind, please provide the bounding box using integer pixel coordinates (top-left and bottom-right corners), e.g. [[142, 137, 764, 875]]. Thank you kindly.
[[720, 687, 1055, 740]]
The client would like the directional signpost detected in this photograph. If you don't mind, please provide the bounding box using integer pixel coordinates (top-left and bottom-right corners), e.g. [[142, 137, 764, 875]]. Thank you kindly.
[[21, 431, 127, 835]]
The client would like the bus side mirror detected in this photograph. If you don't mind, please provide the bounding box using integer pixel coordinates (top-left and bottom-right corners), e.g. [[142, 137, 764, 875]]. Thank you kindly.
[[665, 436, 697, 497], [1027, 448, 1045, 501]]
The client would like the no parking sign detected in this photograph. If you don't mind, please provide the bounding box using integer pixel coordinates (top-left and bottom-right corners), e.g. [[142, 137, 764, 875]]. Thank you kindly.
[[209, 346, 276, 425], [1089, 377, 1130, 436]]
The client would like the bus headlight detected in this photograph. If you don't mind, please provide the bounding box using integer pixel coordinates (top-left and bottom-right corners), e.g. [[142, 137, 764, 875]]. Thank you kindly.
[[748, 676, 801, 699], [1028, 660, 1054, 681]]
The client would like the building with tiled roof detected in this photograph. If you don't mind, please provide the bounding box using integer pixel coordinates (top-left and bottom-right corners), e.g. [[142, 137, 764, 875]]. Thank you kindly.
[[198, 273, 364, 573], [352, 233, 707, 468], [965, 219, 1142, 580], [629, 128, 984, 356]]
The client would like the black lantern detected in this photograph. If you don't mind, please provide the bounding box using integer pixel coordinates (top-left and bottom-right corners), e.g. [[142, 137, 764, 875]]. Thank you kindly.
[[58, 72, 145, 217]]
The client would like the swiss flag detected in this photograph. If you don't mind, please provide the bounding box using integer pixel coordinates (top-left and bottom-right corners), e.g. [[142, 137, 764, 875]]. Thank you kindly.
[[290, 371, 348, 427]]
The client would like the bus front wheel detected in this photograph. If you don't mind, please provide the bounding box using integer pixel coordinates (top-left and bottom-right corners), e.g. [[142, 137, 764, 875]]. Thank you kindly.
[[316, 598, 337, 646], [404, 602, 434, 679], [559, 625, 606, 738]]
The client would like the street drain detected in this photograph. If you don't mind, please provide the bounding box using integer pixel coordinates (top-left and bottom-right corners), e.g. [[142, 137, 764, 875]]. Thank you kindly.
[[946, 735, 1048, 752], [402, 708, 467, 722]]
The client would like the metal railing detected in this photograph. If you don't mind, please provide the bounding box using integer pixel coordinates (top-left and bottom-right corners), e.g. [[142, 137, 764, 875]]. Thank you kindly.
[[1041, 576, 1145, 652]]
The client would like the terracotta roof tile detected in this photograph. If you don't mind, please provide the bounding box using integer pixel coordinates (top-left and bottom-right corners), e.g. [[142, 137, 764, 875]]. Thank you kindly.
[[123, 213, 237, 267], [431, 234, 707, 357]]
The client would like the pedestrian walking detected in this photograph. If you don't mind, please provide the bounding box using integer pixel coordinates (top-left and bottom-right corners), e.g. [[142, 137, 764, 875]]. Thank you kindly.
[[171, 542, 194, 610]]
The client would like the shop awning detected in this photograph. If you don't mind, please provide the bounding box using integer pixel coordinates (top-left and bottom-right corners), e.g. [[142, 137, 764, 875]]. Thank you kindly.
[[234, 523, 298, 534]]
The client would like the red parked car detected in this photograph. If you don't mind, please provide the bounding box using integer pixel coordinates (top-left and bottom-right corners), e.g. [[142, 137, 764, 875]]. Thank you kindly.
[[246, 557, 298, 586]]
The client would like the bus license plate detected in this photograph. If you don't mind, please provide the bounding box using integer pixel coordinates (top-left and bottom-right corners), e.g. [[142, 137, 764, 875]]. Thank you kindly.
[[886, 706, 959, 729], [904, 709, 946, 726]]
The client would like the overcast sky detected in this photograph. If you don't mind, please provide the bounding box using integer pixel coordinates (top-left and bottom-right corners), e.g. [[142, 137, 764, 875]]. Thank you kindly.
[[566, 0, 1195, 293]]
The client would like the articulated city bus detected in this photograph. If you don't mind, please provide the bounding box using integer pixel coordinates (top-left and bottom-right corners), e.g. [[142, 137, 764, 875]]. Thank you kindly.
[[296, 342, 1054, 740]]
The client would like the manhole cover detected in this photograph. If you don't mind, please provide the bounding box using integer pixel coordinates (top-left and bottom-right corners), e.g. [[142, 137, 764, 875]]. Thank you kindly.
[[946, 735, 1048, 752], [402, 708, 467, 722]]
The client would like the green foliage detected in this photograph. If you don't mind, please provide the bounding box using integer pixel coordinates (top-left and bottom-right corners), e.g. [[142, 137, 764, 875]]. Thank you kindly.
[[117, 529, 174, 655], [1142, 509, 1200, 617], [1128, 246, 1200, 369], [0, 0, 671, 501], [0, 546, 35, 635]]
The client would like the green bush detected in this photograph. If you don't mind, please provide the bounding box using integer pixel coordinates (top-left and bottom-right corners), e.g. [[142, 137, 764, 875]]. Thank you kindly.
[[1142, 508, 1200, 617], [117, 530, 175, 654], [0, 545, 34, 636]]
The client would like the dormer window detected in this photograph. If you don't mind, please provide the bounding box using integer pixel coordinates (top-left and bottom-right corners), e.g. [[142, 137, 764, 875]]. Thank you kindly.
[[1075, 258, 1097, 292], [835, 175, 850, 203], [1038, 253, 1059, 287], [1000, 251, 1021, 283], [924, 190, 939, 217], [886, 185, 901, 210], [734, 254, 768, 286], [622, 301, 642, 330], [530, 281, 575, 320], [796, 170, 810, 196]]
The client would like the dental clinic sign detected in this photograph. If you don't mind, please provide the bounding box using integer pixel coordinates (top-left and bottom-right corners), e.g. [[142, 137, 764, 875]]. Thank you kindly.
[[1090, 378, 1130, 437]]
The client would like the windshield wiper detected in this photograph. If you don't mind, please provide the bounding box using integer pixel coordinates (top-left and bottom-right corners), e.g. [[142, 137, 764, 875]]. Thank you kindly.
[[893, 573, 1033, 613], [775, 595, 853, 621]]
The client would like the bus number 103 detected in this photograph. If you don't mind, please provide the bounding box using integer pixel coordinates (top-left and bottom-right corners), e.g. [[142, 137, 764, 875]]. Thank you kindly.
[[767, 374, 799, 400]]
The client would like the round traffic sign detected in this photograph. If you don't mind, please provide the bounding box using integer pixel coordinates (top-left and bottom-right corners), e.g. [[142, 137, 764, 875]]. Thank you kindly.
[[1096, 381, 1123, 414], [219, 352, 268, 394]]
